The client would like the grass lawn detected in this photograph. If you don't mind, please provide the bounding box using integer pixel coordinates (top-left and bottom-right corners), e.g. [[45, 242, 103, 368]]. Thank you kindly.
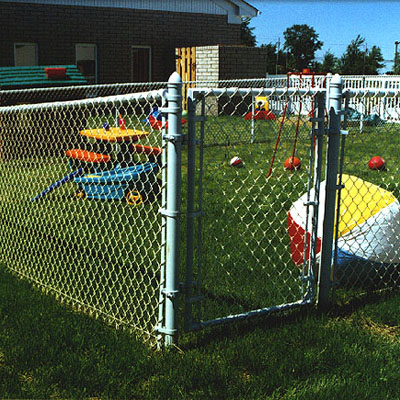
[[2, 104, 400, 397], [1, 264, 400, 399]]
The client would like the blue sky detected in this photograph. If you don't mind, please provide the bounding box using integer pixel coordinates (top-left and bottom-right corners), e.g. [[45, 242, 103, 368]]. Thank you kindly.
[[249, 0, 400, 72]]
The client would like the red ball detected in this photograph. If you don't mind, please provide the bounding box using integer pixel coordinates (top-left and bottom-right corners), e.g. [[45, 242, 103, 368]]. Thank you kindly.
[[284, 157, 301, 171], [368, 156, 386, 171]]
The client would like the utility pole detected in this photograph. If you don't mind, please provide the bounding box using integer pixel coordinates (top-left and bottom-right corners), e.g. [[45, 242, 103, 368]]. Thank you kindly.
[[395, 41, 399, 73], [275, 37, 280, 75], [363, 42, 368, 75]]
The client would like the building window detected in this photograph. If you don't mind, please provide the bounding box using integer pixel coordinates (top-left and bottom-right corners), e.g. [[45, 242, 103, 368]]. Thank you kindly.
[[76, 44, 97, 84], [131, 46, 151, 82], [14, 43, 38, 66]]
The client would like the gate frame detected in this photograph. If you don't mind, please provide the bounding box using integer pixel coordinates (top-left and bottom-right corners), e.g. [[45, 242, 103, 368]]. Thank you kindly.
[[184, 85, 328, 333]]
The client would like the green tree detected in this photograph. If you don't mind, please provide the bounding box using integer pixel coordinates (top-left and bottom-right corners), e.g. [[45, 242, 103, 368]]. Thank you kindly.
[[283, 24, 323, 71], [394, 42, 400, 74], [319, 50, 339, 73], [261, 43, 278, 74], [260, 42, 289, 74], [339, 35, 366, 74], [339, 35, 384, 75], [364, 45, 384, 74], [240, 18, 256, 47]]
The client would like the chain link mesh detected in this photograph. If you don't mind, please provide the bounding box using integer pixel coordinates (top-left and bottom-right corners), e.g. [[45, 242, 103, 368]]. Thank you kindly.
[[333, 89, 400, 298], [186, 87, 321, 325], [0, 90, 166, 345], [3, 75, 400, 344]]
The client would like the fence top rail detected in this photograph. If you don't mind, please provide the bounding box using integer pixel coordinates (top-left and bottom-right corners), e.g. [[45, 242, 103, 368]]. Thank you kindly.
[[189, 86, 325, 99], [0, 81, 169, 96], [345, 88, 400, 98], [0, 88, 165, 113]]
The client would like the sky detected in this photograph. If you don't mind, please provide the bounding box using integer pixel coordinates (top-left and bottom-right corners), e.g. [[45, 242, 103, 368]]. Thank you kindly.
[[248, 0, 400, 73]]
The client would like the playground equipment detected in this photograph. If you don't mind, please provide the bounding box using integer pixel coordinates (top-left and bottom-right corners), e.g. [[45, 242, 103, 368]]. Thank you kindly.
[[71, 143, 162, 204], [268, 71, 326, 178], [244, 96, 276, 120], [32, 120, 162, 205], [267, 96, 289, 178], [288, 174, 400, 287], [73, 162, 160, 205]]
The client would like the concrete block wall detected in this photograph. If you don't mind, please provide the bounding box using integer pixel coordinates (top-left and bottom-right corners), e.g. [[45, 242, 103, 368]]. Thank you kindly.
[[196, 46, 219, 83]]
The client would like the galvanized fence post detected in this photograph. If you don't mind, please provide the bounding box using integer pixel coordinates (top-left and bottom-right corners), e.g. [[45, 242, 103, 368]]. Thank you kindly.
[[318, 74, 343, 308], [184, 93, 196, 331], [161, 72, 183, 347]]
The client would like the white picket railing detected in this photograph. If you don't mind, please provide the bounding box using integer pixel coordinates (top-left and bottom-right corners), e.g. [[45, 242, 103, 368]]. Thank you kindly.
[[265, 74, 400, 123]]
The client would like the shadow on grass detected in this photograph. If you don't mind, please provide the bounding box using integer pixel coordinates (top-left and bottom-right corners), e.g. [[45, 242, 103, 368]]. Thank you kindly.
[[181, 285, 400, 351]]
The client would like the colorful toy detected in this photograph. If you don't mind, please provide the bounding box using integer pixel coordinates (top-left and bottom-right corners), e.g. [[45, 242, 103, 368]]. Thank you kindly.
[[32, 149, 112, 201], [32, 168, 84, 202], [230, 156, 243, 167], [284, 157, 301, 171], [144, 106, 187, 130], [74, 162, 160, 204], [244, 96, 276, 120], [118, 114, 126, 130], [368, 156, 386, 171], [288, 174, 400, 287]]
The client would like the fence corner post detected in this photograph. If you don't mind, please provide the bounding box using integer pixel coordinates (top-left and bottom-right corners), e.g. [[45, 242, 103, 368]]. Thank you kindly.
[[318, 73, 342, 309], [162, 71, 183, 348]]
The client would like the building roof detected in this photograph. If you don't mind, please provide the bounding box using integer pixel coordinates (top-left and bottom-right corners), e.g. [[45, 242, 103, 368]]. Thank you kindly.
[[0, 0, 259, 23]]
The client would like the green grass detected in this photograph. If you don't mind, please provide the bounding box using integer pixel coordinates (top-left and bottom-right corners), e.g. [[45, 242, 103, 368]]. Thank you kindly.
[[2, 112, 400, 339], [2, 264, 400, 398], [2, 110, 400, 396]]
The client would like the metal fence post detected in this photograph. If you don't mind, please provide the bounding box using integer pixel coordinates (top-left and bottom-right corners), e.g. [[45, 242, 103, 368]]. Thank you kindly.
[[162, 72, 183, 347], [318, 74, 342, 308], [184, 93, 196, 331]]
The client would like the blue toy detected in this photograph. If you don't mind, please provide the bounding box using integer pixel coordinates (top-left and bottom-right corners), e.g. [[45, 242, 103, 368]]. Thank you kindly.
[[32, 168, 84, 202], [74, 162, 160, 205]]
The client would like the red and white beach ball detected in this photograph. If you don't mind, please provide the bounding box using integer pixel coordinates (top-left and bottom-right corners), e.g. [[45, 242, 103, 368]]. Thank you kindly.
[[288, 174, 400, 287], [230, 156, 243, 167]]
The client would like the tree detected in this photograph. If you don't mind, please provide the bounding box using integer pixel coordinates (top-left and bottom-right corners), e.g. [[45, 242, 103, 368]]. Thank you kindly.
[[394, 42, 400, 74], [283, 24, 323, 71], [339, 35, 366, 74], [240, 18, 256, 47], [339, 35, 384, 75], [320, 50, 339, 74], [260, 42, 289, 74], [364, 45, 384, 74], [261, 43, 278, 74]]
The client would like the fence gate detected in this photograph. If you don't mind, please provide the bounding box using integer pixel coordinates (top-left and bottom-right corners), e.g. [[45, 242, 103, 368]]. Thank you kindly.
[[183, 86, 327, 332]]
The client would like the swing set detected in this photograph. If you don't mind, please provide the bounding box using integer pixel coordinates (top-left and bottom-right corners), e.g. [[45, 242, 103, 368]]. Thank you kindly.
[[267, 70, 327, 178]]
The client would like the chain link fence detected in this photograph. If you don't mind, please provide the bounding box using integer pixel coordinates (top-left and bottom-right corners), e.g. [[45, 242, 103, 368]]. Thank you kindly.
[[183, 86, 325, 329], [331, 88, 400, 299], [0, 88, 168, 345], [3, 74, 400, 347]]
